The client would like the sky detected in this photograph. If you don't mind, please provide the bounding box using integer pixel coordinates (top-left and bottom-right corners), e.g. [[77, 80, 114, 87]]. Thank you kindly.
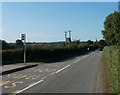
[[1, 2, 119, 42], [1, 0, 120, 2]]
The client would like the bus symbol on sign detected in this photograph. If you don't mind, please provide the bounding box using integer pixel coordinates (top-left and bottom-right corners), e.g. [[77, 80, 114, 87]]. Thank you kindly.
[[21, 34, 25, 40]]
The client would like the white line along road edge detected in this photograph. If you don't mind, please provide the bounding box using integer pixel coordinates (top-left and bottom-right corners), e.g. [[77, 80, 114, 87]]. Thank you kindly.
[[73, 59, 81, 63], [16, 80, 44, 94], [55, 65, 70, 74]]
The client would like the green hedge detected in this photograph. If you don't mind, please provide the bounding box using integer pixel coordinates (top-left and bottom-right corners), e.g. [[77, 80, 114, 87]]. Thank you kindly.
[[2, 43, 98, 65], [103, 46, 120, 93]]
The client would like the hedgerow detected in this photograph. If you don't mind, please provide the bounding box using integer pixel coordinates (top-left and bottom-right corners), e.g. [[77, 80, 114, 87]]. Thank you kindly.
[[103, 46, 120, 93], [2, 43, 98, 65]]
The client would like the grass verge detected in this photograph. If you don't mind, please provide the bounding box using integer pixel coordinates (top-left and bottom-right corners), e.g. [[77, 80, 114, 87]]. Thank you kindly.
[[103, 46, 120, 94]]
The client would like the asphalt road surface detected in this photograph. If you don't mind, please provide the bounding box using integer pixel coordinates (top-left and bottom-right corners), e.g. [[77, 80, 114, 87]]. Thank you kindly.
[[2, 50, 104, 94]]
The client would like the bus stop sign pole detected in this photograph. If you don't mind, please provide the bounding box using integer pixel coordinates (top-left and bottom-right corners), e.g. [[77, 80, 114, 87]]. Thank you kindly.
[[21, 34, 26, 65]]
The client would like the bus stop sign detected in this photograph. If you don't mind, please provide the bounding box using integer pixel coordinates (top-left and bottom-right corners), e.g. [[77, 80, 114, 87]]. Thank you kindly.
[[21, 34, 25, 40]]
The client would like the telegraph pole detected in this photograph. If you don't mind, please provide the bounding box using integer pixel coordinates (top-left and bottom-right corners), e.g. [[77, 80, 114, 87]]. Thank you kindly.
[[21, 34, 26, 65], [69, 30, 71, 43], [64, 31, 67, 43], [69, 30, 71, 39]]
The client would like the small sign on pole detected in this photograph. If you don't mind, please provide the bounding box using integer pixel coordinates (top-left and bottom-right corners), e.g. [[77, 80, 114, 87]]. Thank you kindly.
[[21, 34, 26, 64], [21, 34, 25, 40]]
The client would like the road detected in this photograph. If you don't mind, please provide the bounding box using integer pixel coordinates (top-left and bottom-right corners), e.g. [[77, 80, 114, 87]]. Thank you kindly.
[[2, 50, 104, 94]]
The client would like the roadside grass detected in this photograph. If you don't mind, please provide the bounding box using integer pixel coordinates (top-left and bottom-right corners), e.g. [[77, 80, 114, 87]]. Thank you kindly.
[[2, 43, 98, 65], [103, 46, 120, 94]]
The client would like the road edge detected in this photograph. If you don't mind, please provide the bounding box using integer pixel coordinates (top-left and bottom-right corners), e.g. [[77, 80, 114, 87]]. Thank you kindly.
[[1, 64, 39, 75], [95, 53, 106, 93]]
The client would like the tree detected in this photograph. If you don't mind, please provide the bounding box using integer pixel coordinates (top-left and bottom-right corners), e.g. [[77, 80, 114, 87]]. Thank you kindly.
[[1, 40, 10, 49], [99, 39, 107, 46], [102, 12, 120, 45], [87, 40, 93, 45], [73, 39, 80, 44], [0, 40, 16, 50], [16, 39, 23, 48]]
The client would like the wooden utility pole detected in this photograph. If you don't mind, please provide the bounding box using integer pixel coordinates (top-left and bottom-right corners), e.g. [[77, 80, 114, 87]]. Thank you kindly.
[[69, 30, 71, 43], [64, 31, 67, 43]]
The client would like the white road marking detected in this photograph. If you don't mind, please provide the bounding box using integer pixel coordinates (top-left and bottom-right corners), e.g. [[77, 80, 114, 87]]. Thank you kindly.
[[90, 52, 94, 55], [85, 55, 89, 57], [55, 65, 70, 74], [91, 51, 96, 55], [81, 56, 86, 59], [16, 80, 43, 94], [73, 59, 81, 63], [73, 52, 95, 63]]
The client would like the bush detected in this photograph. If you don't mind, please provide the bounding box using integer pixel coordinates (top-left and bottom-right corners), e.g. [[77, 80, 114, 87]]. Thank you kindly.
[[2, 43, 99, 65], [2, 49, 23, 64], [102, 12, 120, 45], [103, 46, 120, 93]]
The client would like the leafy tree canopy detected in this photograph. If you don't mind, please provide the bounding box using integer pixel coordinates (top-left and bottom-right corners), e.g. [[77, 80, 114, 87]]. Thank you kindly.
[[98, 39, 107, 46], [0, 40, 11, 49], [87, 40, 93, 45], [16, 39, 23, 46], [102, 12, 120, 45]]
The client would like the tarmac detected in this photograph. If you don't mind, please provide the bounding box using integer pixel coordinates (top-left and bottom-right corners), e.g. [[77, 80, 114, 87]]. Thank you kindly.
[[0, 62, 41, 75]]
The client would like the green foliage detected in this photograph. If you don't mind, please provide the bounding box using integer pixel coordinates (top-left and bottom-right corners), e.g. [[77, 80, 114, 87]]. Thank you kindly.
[[2, 49, 23, 64], [0, 40, 14, 50], [87, 40, 93, 45], [2, 43, 98, 65], [1, 40, 9, 49], [102, 12, 120, 45], [16, 39, 23, 48], [103, 46, 120, 93], [98, 39, 107, 46]]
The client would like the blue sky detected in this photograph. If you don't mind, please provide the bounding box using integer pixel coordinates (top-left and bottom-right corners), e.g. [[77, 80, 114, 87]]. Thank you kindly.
[[1, 2, 118, 42]]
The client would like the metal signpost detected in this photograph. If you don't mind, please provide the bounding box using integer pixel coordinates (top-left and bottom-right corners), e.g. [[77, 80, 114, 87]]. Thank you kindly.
[[21, 34, 26, 65]]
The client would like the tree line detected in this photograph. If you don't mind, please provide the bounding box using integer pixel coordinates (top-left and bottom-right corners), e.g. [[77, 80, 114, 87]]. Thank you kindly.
[[101, 11, 120, 93], [0, 39, 23, 50], [0, 39, 107, 50], [102, 11, 120, 45]]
